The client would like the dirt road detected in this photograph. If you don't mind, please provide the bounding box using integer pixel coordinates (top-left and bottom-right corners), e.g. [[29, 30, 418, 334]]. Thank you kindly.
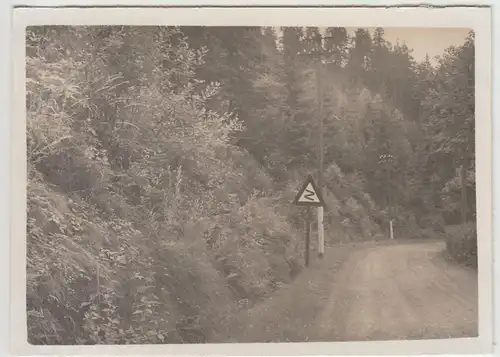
[[219, 240, 478, 343], [315, 241, 478, 341]]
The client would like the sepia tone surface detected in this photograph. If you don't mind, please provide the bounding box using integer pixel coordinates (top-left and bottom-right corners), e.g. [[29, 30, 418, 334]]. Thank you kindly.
[[25, 25, 477, 345]]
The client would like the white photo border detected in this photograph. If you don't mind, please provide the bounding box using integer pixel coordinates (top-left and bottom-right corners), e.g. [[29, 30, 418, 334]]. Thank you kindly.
[[9, 5, 494, 357]]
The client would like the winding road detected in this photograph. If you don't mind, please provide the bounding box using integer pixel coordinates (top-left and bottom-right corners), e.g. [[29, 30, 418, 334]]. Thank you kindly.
[[316, 241, 478, 341], [220, 240, 478, 343]]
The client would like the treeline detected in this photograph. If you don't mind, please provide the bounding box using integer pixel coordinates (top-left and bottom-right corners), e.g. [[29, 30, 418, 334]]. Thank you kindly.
[[180, 26, 476, 231], [25, 26, 475, 345]]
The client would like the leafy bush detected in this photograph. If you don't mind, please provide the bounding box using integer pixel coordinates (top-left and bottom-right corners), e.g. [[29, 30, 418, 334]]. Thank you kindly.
[[26, 26, 304, 345], [445, 222, 477, 268]]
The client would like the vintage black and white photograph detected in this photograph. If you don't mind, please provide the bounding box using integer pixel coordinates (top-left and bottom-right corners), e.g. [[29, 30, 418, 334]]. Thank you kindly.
[[11, 6, 493, 356]]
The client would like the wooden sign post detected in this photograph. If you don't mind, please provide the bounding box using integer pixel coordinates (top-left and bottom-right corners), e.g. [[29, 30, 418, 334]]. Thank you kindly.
[[293, 175, 326, 267], [305, 208, 311, 266]]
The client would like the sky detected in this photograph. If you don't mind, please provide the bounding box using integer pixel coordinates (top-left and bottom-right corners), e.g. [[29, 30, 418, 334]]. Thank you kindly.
[[275, 27, 472, 63], [354, 27, 472, 62]]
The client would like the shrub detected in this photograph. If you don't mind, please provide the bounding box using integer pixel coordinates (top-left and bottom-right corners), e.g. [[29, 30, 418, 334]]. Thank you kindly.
[[445, 222, 477, 268], [26, 26, 305, 345]]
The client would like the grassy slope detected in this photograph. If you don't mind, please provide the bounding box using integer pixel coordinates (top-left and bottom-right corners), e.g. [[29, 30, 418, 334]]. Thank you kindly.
[[214, 244, 357, 343], [28, 154, 386, 344], [26, 27, 388, 344]]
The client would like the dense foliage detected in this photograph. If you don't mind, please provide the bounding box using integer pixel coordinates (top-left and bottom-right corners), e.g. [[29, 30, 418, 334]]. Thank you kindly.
[[26, 26, 475, 344], [445, 223, 477, 269]]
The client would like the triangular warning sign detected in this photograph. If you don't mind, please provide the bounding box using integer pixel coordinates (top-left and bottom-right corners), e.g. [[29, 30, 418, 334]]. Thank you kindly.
[[293, 175, 326, 207]]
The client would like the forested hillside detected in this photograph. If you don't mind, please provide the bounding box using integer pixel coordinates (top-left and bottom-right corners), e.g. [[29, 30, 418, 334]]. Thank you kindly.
[[26, 26, 476, 344]]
